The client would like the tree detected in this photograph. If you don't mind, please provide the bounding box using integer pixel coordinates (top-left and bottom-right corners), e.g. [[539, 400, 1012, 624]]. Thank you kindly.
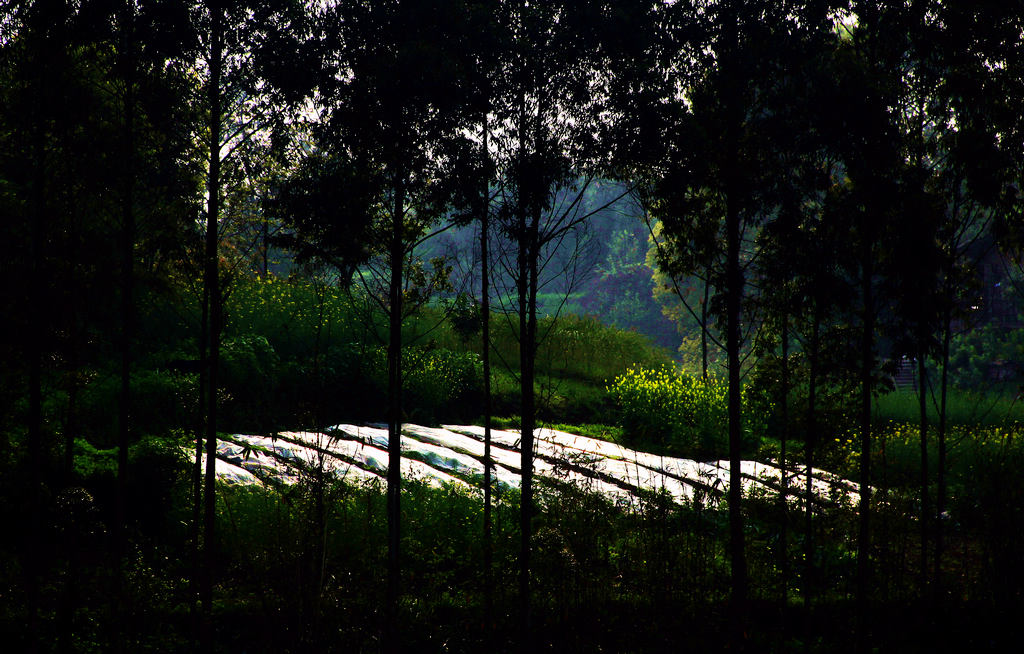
[[933, 0, 1024, 590], [441, 1, 508, 635], [756, 147, 845, 610], [267, 1, 476, 647], [0, 5, 91, 648], [1, 3, 200, 650], [146, 1, 311, 645], [200, 7, 225, 643], [481, 2, 639, 643], [810, 5, 939, 634], [644, 195, 728, 381], [576, 223, 678, 350], [648, 2, 849, 642]]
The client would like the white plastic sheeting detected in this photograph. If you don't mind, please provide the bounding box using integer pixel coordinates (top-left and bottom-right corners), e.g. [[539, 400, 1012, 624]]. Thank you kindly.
[[282, 429, 470, 490], [211, 423, 861, 508], [196, 452, 263, 486], [231, 433, 380, 486], [524, 426, 859, 505]]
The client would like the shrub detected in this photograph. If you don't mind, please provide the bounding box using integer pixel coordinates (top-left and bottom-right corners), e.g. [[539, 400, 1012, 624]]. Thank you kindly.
[[607, 365, 766, 459], [402, 347, 482, 423], [225, 275, 377, 361], [79, 369, 197, 445], [941, 322, 1024, 391], [220, 334, 281, 429], [355, 345, 483, 424]]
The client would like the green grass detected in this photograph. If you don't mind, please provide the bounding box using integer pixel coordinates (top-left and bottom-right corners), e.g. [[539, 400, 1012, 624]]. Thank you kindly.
[[205, 451, 1024, 651], [874, 388, 1024, 426], [481, 418, 625, 443], [5, 412, 1024, 652], [541, 422, 624, 441]]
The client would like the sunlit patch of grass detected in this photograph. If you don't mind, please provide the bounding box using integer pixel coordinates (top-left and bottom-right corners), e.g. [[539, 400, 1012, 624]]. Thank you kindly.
[[542, 422, 624, 443], [875, 388, 1024, 427]]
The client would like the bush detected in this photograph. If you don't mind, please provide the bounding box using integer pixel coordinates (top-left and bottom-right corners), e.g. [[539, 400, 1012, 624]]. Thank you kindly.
[[534, 313, 673, 384], [79, 369, 197, 445], [126, 433, 191, 538], [225, 275, 377, 361], [608, 365, 766, 459], [220, 334, 281, 428], [337, 345, 484, 424], [941, 322, 1024, 391], [402, 347, 482, 422]]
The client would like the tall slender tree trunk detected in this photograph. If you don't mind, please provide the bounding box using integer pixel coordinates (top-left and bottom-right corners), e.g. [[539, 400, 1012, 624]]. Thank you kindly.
[[518, 207, 538, 653], [779, 312, 790, 605], [857, 235, 874, 651], [804, 304, 820, 614], [725, 193, 747, 644], [306, 281, 330, 637], [262, 214, 270, 277], [479, 115, 494, 639], [917, 342, 929, 591], [699, 275, 711, 451], [27, 40, 48, 652], [934, 294, 951, 590], [192, 282, 208, 638], [910, 30, 931, 594], [201, 6, 224, 650], [26, 221, 44, 654], [515, 72, 534, 652], [722, 5, 748, 645], [116, 0, 136, 575], [62, 191, 82, 487], [114, 9, 136, 650], [385, 167, 406, 654], [56, 171, 84, 654], [701, 277, 710, 382]]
